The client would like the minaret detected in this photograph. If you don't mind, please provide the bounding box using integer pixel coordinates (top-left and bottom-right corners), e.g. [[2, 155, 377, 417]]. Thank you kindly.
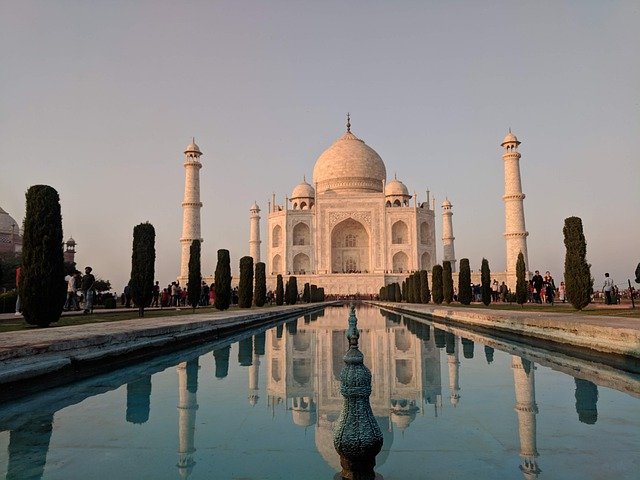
[[249, 202, 261, 263], [447, 334, 460, 406], [442, 199, 456, 272], [177, 359, 199, 479], [248, 350, 260, 406], [179, 139, 203, 286], [502, 131, 529, 289], [511, 356, 540, 479]]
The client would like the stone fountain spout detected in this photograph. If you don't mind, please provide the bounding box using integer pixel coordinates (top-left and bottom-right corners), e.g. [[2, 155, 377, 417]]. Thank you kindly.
[[333, 305, 383, 480]]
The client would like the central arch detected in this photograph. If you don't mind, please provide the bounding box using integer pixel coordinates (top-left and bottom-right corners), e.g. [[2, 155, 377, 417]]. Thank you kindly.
[[293, 253, 310, 274], [330, 218, 370, 273]]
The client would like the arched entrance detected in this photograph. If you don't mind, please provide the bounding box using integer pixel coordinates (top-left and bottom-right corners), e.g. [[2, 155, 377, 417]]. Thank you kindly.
[[330, 218, 370, 273]]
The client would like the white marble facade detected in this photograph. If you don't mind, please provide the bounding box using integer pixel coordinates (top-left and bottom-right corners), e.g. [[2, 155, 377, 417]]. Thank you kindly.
[[267, 121, 437, 295]]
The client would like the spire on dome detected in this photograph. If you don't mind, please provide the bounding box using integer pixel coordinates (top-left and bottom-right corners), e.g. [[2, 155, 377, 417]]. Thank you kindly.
[[346, 112, 351, 133]]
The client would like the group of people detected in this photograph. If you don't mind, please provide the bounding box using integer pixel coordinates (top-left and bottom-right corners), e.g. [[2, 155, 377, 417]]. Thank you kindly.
[[529, 270, 560, 304], [63, 266, 96, 314]]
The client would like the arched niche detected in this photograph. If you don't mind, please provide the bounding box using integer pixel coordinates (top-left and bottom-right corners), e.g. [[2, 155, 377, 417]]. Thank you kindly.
[[293, 222, 310, 246], [272, 254, 282, 274], [392, 221, 409, 244], [395, 359, 413, 385], [293, 253, 310, 274], [420, 222, 430, 244], [392, 251, 409, 273], [272, 224, 282, 247], [330, 218, 370, 273], [293, 358, 311, 385], [421, 252, 431, 270], [394, 329, 412, 352]]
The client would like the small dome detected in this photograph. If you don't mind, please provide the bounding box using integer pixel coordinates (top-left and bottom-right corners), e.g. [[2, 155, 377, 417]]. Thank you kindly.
[[385, 178, 409, 197], [501, 131, 520, 146], [250, 202, 260, 211], [442, 198, 452, 208], [66, 236, 76, 246], [0, 207, 19, 233], [312, 130, 386, 194], [291, 179, 315, 199], [184, 139, 202, 155]]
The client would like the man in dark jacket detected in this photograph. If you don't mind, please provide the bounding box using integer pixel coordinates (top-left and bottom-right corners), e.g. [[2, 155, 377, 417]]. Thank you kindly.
[[81, 266, 96, 314], [531, 270, 544, 304]]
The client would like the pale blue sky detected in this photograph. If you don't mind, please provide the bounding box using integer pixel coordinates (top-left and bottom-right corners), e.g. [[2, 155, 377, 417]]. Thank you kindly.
[[1, 1, 638, 291]]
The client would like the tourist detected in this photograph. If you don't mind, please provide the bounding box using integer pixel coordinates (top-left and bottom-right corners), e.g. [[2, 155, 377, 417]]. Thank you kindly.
[[124, 283, 131, 308], [602, 273, 614, 305], [558, 282, 566, 303], [492, 279, 499, 302], [171, 282, 180, 306], [81, 266, 96, 314], [209, 283, 216, 304], [531, 270, 544, 303], [499, 282, 508, 302], [151, 281, 160, 307], [200, 281, 209, 306], [161, 288, 170, 308], [14, 266, 21, 316], [544, 271, 556, 305], [64, 270, 81, 311]]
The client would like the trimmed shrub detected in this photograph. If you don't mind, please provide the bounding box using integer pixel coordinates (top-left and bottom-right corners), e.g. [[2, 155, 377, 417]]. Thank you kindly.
[[253, 262, 266, 307], [238, 256, 254, 308], [275, 274, 284, 305], [419, 270, 430, 304], [286, 276, 298, 305], [187, 240, 202, 311], [302, 283, 310, 303], [515, 252, 528, 305], [310, 284, 318, 302], [401, 280, 407, 302], [130, 223, 156, 317], [563, 216, 593, 310], [458, 258, 472, 305], [20, 185, 66, 326], [443, 261, 454, 304], [0, 291, 17, 313], [412, 272, 421, 304], [214, 249, 232, 310], [432, 265, 444, 304], [394, 282, 402, 302], [318, 287, 325, 302], [481, 258, 491, 306]]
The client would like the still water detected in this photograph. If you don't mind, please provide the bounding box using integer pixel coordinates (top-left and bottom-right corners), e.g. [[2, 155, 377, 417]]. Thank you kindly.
[[0, 305, 638, 479]]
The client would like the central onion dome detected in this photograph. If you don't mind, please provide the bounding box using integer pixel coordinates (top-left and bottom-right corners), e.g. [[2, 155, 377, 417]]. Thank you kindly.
[[312, 123, 386, 194]]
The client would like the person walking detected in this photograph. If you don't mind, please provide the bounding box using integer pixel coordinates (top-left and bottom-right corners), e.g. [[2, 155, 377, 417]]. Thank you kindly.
[[151, 281, 160, 307], [558, 281, 566, 303], [64, 270, 80, 311], [602, 273, 614, 305], [531, 270, 544, 303], [81, 266, 96, 314], [544, 271, 556, 305], [14, 266, 21, 316]]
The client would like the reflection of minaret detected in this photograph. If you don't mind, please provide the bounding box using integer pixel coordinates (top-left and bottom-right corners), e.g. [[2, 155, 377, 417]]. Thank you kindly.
[[512, 356, 540, 479], [248, 350, 261, 406], [6, 413, 54, 480], [249, 202, 261, 263], [447, 334, 460, 406], [177, 359, 199, 480], [126, 375, 152, 424], [213, 345, 231, 379], [574, 378, 599, 425], [441, 199, 456, 272]]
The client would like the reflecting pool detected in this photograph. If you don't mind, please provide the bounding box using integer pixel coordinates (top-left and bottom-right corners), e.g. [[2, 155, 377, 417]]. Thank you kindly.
[[0, 305, 638, 479]]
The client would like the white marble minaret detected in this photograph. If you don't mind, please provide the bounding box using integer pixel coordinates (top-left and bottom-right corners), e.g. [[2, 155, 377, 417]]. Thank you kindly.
[[179, 140, 203, 286], [502, 131, 529, 289], [249, 202, 261, 263], [511, 356, 540, 479], [442, 199, 456, 272]]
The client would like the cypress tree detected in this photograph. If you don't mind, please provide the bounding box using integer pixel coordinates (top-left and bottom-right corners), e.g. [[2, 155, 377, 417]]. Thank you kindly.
[[275, 274, 284, 305], [481, 258, 491, 306], [238, 256, 254, 308], [393, 282, 402, 302], [412, 272, 421, 304], [458, 258, 472, 305], [253, 262, 266, 307], [214, 249, 232, 310], [406, 275, 413, 303], [419, 270, 430, 304], [379, 286, 386, 301], [20, 185, 66, 326], [318, 287, 325, 302], [302, 282, 310, 303], [310, 284, 318, 302], [563, 216, 593, 310], [401, 280, 407, 302], [287, 276, 298, 305], [443, 261, 454, 304], [284, 277, 291, 304], [515, 251, 528, 306], [432, 265, 444, 304], [187, 239, 201, 311]]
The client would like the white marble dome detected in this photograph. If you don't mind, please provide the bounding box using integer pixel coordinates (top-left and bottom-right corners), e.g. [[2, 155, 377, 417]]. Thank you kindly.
[[385, 178, 409, 197], [291, 179, 315, 199], [501, 131, 520, 146], [312, 130, 386, 194], [0, 207, 19, 233], [184, 139, 201, 154]]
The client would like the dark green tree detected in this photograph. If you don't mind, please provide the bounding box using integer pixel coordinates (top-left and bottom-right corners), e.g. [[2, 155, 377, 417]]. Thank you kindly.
[[318, 287, 325, 301], [406, 275, 413, 303], [379, 286, 386, 301], [214, 249, 232, 310], [94, 279, 112, 293], [310, 284, 318, 302], [394, 282, 402, 302], [187, 240, 202, 311], [20, 185, 66, 326], [443, 261, 454, 304], [458, 258, 472, 305], [253, 262, 266, 307], [130, 222, 156, 317], [412, 272, 421, 304], [238, 256, 254, 308], [286, 276, 298, 305], [419, 270, 430, 304], [515, 251, 528, 306], [432, 265, 444, 304], [481, 258, 491, 306], [401, 280, 407, 302], [563, 216, 593, 310], [275, 274, 284, 305], [302, 282, 310, 303]]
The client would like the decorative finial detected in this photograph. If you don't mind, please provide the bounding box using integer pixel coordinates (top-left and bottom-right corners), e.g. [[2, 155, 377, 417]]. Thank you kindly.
[[303, 174, 306, 182], [346, 112, 351, 133], [192, 136, 195, 143], [508, 127, 511, 133], [394, 172, 397, 180]]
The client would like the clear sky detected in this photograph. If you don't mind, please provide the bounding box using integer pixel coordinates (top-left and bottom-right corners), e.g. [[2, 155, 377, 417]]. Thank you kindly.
[[1, 1, 638, 292]]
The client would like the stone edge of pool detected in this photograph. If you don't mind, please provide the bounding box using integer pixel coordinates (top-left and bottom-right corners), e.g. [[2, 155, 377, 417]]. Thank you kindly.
[[0, 303, 337, 391], [368, 301, 640, 361]]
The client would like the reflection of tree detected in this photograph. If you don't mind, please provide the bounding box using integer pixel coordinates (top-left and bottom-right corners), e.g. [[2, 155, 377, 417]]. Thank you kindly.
[[254, 332, 266, 356], [213, 345, 230, 379], [286, 319, 298, 335], [434, 328, 446, 348], [276, 324, 284, 338], [445, 332, 456, 354], [461, 338, 474, 359], [238, 337, 253, 367], [6, 413, 54, 480], [126, 375, 152, 424], [574, 378, 599, 425], [484, 346, 494, 364]]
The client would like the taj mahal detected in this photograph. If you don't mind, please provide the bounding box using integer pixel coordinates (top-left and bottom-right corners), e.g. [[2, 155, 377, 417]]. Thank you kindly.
[[178, 116, 530, 294]]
